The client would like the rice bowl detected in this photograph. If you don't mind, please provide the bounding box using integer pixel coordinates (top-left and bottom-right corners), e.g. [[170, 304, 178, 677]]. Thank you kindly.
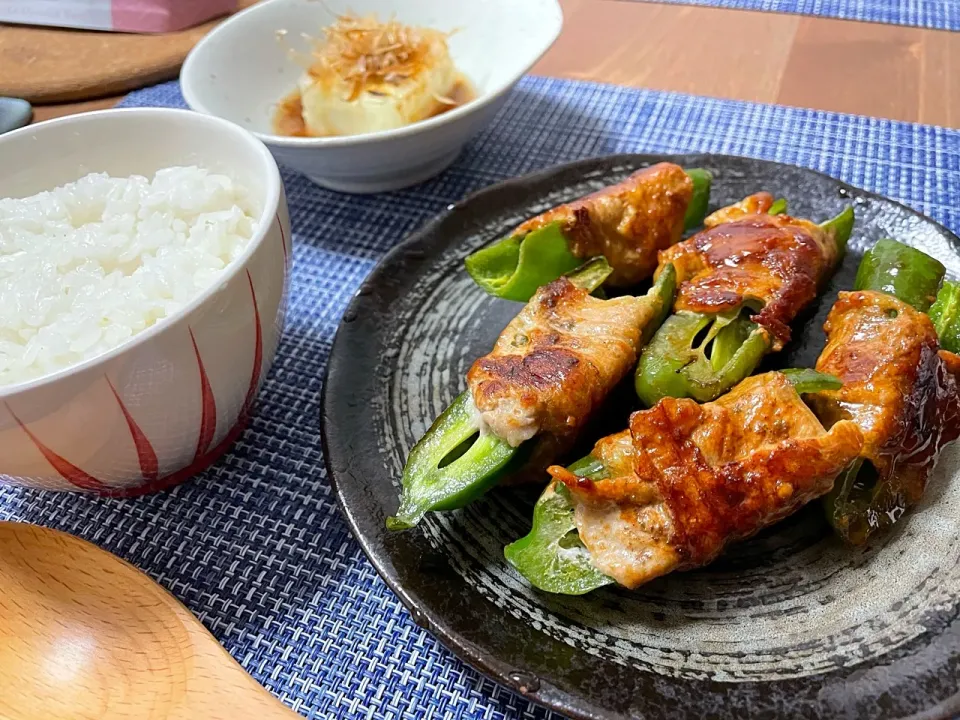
[[0, 107, 289, 493], [0, 167, 258, 386]]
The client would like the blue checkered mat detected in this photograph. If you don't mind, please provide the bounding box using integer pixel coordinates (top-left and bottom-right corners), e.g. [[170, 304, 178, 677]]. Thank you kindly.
[[3, 76, 960, 719], [620, 0, 960, 31]]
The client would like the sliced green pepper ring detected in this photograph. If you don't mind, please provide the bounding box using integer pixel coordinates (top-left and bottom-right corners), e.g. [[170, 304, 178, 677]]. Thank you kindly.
[[768, 197, 788, 215]]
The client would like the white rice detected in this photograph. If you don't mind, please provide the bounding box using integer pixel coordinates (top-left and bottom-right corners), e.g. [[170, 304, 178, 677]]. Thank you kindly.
[[0, 166, 258, 386]]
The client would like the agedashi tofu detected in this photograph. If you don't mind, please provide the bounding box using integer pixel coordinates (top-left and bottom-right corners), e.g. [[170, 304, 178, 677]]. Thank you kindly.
[[275, 14, 472, 138]]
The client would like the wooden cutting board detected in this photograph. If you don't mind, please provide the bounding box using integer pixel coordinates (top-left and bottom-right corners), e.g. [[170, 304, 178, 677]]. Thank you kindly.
[[0, 0, 259, 104]]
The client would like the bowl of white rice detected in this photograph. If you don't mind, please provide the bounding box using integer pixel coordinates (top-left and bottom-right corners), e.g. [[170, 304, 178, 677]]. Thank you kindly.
[[0, 107, 289, 494]]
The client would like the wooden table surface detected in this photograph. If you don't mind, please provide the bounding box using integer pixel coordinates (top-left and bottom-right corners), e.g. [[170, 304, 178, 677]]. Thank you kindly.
[[27, 0, 960, 128]]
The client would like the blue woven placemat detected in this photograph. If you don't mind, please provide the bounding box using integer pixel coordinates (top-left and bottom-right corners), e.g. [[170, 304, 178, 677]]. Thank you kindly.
[[3, 76, 960, 719], [620, 0, 960, 31]]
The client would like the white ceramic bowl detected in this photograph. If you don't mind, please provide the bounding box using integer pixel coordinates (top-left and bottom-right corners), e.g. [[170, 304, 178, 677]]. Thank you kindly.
[[181, 0, 563, 193], [0, 108, 290, 494]]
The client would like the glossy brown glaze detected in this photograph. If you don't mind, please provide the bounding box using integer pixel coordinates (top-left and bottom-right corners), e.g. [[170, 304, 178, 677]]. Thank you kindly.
[[811, 291, 960, 542], [556, 373, 862, 585], [941, 349, 960, 380], [467, 277, 655, 449], [659, 214, 840, 348], [703, 191, 774, 227], [514, 163, 693, 287], [630, 373, 862, 568]]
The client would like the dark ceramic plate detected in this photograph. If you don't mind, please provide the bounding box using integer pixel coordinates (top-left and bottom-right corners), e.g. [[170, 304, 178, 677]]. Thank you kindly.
[[321, 154, 960, 720]]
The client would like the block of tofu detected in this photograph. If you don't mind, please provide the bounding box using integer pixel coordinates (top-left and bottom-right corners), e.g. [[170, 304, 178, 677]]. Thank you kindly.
[[297, 15, 458, 137]]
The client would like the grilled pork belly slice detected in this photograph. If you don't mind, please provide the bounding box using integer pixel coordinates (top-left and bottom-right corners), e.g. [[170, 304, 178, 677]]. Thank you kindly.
[[703, 191, 775, 227], [468, 277, 657, 449]]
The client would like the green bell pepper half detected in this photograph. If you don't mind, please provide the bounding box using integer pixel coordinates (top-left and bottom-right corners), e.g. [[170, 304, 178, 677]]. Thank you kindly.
[[387, 390, 518, 530], [853, 238, 945, 312], [682, 168, 713, 231], [465, 168, 712, 302], [464, 222, 583, 303], [503, 458, 614, 595], [930, 281, 960, 353], [506, 368, 841, 594], [768, 197, 788, 215]]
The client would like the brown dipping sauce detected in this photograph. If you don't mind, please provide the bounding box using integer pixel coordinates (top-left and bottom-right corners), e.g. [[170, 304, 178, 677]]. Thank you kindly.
[[272, 75, 476, 138]]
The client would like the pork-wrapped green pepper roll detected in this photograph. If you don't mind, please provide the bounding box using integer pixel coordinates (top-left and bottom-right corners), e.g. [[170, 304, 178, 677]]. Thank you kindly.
[[635, 203, 854, 406], [505, 370, 860, 594], [388, 259, 677, 530], [464, 163, 711, 301], [812, 240, 960, 544]]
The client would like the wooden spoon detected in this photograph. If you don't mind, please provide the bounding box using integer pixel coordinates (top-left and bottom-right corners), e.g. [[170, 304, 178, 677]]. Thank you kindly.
[[0, 521, 300, 720]]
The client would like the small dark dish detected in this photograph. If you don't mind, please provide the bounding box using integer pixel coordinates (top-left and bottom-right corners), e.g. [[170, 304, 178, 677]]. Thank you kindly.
[[321, 154, 960, 720]]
